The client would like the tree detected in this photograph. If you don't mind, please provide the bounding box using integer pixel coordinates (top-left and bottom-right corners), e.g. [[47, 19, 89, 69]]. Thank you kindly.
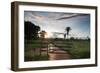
[[87, 36, 90, 41], [70, 37, 75, 40], [65, 27, 71, 39], [25, 21, 41, 58], [24, 21, 40, 40], [39, 30, 47, 56], [40, 30, 47, 39], [33, 25, 40, 39], [64, 33, 66, 39]]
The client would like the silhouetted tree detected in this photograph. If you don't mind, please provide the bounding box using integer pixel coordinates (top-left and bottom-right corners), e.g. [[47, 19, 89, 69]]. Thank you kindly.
[[25, 21, 41, 58], [64, 33, 66, 39], [24, 21, 40, 40], [65, 27, 71, 39], [33, 25, 40, 39], [40, 30, 47, 39], [87, 36, 90, 41]]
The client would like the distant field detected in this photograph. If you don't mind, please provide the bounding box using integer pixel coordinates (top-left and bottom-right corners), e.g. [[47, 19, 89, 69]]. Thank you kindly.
[[24, 39, 90, 61]]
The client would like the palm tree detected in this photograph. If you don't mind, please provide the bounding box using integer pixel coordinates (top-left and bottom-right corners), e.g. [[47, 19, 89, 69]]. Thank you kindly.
[[65, 27, 71, 39], [64, 33, 66, 39]]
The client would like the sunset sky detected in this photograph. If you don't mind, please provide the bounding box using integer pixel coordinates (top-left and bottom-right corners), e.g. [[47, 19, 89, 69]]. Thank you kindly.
[[24, 11, 90, 39]]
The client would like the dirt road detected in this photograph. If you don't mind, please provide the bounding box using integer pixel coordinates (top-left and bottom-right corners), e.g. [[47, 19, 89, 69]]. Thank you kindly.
[[48, 44, 71, 60]]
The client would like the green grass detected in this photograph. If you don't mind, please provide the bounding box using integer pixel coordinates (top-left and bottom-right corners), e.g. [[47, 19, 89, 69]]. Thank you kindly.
[[24, 39, 49, 61], [24, 50, 49, 61], [69, 40, 90, 59], [24, 39, 90, 61], [52, 39, 90, 59]]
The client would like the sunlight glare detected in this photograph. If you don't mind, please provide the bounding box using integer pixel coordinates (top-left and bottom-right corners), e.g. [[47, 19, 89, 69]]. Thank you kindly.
[[45, 32, 52, 38]]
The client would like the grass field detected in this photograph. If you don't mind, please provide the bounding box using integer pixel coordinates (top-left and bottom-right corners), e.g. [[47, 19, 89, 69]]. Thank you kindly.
[[69, 40, 90, 59], [24, 38, 90, 61]]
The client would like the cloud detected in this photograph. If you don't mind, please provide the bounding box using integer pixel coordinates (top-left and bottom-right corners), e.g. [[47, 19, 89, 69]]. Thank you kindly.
[[24, 11, 90, 38], [57, 13, 88, 20], [31, 13, 45, 21]]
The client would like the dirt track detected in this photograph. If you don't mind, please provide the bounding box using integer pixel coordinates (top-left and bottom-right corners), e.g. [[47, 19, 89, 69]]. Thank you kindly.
[[48, 46, 71, 60]]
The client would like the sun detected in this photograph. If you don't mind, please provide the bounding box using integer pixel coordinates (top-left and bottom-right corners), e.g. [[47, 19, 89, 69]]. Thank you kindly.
[[45, 32, 52, 38]]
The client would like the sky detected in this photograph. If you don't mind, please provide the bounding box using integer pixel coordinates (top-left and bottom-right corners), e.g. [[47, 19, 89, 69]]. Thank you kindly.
[[24, 11, 90, 39]]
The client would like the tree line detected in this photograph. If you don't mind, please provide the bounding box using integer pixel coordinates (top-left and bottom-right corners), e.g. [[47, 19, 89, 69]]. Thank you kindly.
[[25, 21, 47, 40]]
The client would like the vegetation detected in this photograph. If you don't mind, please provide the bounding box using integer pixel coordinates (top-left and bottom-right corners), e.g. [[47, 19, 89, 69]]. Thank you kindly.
[[24, 39, 49, 61], [51, 39, 90, 59], [24, 21, 90, 61], [24, 38, 90, 61], [24, 21, 40, 40], [65, 27, 71, 39]]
